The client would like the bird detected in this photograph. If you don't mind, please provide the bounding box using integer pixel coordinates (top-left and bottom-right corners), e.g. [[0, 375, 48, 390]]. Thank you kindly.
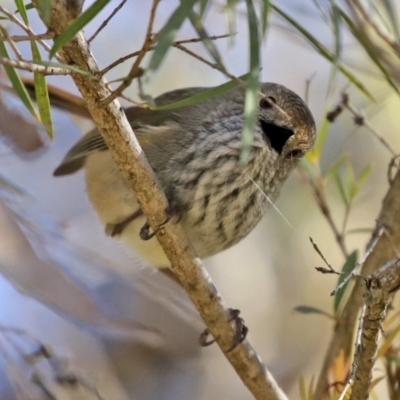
[[53, 83, 316, 272]]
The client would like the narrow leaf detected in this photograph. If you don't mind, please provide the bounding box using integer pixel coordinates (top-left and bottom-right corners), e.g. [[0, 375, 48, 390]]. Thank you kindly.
[[306, 117, 330, 164], [14, 0, 29, 24], [198, 0, 209, 18], [334, 172, 349, 207], [0, 38, 39, 120], [357, 164, 373, 188], [31, 42, 53, 138], [226, 0, 239, 45], [261, 0, 270, 37], [334, 250, 358, 312], [29, 60, 97, 77], [148, 0, 197, 71], [381, 0, 400, 41], [294, 305, 334, 319], [240, 0, 260, 163], [50, 0, 111, 58], [299, 376, 307, 400], [345, 227, 373, 235], [324, 153, 349, 179], [186, 9, 226, 70], [339, 9, 400, 95], [272, 4, 374, 101], [153, 72, 251, 111], [377, 322, 400, 357], [38, 0, 51, 23]]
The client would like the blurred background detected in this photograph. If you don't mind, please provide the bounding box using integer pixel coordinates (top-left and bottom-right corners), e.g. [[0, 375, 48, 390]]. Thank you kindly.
[[0, 0, 399, 399]]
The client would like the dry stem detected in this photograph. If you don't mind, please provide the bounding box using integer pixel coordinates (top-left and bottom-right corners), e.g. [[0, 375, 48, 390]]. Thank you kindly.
[[315, 167, 400, 398]]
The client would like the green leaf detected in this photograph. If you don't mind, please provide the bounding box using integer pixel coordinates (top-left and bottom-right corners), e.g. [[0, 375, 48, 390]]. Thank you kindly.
[[240, 0, 260, 163], [324, 153, 349, 179], [261, 0, 270, 37], [294, 305, 334, 319], [327, 1, 342, 94], [15, 2, 34, 12], [198, 0, 209, 19], [225, 0, 239, 44], [300, 156, 319, 180], [334, 250, 358, 313], [381, 0, 400, 41], [50, 0, 111, 58], [0, 37, 39, 120], [352, 164, 373, 200], [334, 171, 349, 207], [339, 9, 400, 96], [378, 322, 400, 358], [346, 227, 373, 235], [37, 0, 51, 23], [14, 0, 54, 137], [185, 8, 226, 70], [152, 72, 251, 111], [148, 0, 197, 71], [14, 0, 29, 24], [306, 117, 330, 165], [357, 164, 372, 189], [272, 4, 374, 101], [299, 376, 307, 400], [31, 42, 53, 138], [29, 60, 97, 77]]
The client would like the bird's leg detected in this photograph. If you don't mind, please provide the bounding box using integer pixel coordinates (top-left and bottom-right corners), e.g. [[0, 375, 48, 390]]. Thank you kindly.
[[139, 200, 186, 241], [199, 308, 248, 352], [106, 209, 144, 237]]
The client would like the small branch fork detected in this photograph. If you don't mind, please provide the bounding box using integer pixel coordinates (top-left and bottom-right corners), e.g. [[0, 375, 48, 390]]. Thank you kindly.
[[331, 226, 385, 296], [327, 92, 397, 156], [340, 258, 400, 400], [315, 166, 400, 398]]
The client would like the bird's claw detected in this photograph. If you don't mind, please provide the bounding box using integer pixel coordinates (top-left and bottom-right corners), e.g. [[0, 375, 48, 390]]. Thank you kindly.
[[139, 203, 183, 241], [198, 308, 248, 352]]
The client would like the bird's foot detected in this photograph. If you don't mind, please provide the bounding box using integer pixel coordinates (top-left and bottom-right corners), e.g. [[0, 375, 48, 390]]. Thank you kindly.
[[106, 209, 143, 237], [199, 308, 248, 352], [139, 203, 184, 241]]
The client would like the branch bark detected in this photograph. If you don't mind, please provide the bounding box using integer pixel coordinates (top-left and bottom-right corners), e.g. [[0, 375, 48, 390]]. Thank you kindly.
[[31, 1, 288, 399], [349, 258, 400, 400], [315, 167, 400, 398]]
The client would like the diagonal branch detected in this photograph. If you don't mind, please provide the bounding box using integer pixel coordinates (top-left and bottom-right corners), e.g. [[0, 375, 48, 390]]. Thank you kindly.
[[31, 1, 288, 399], [315, 167, 400, 398], [349, 258, 400, 400]]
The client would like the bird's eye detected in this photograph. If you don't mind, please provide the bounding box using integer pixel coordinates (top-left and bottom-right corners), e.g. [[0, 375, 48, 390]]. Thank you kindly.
[[286, 149, 303, 159], [259, 96, 276, 109]]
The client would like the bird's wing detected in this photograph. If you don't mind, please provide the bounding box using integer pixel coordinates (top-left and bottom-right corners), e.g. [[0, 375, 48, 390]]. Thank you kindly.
[[53, 87, 211, 176]]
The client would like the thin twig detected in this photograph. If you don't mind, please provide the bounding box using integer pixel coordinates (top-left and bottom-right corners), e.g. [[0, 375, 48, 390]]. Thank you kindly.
[[0, 26, 24, 61], [100, 0, 160, 105], [87, 0, 127, 43], [341, 93, 397, 156], [338, 303, 366, 400], [331, 226, 384, 296], [0, 5, 59, 60], [100, 33, 232, 76], [310, 237, 339, 274], [299, 168, 349, 258], [8, 32, 55, 42], [0, 57, 72, 75], [304, 72, 316, 106], [347, 0, 400, 57]]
